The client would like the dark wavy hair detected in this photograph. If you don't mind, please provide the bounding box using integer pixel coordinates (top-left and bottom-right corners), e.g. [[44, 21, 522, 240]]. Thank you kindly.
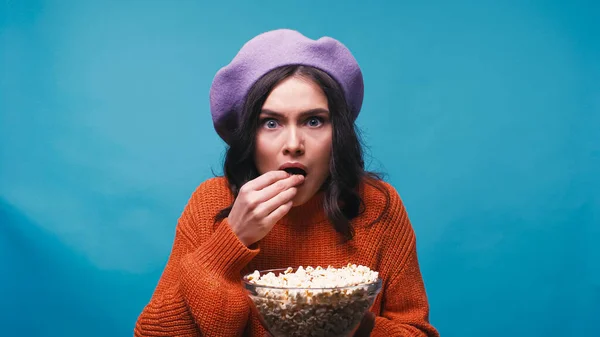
[[214, 65, 389, 241]]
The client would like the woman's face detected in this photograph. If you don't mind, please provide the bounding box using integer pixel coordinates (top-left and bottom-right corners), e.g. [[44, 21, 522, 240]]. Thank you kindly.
[[254, 75, 333, 206]]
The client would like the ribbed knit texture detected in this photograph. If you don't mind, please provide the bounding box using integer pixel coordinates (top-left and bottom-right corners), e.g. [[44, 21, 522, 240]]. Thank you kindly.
[[134, 177, 439, 337]]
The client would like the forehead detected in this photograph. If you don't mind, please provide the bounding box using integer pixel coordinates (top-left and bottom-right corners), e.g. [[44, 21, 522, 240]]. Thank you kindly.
[[262, 76, 329, 114]]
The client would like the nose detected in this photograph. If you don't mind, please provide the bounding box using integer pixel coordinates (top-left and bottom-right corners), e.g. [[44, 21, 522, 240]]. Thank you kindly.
[[282, 126, 305, 156]]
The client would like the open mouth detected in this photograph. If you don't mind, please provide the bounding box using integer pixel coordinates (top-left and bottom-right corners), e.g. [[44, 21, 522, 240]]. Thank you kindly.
[[283, 167, 307, 177]]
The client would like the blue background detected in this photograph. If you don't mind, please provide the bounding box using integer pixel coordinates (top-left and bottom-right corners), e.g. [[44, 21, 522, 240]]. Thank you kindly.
[[1, 1, 599, 336]]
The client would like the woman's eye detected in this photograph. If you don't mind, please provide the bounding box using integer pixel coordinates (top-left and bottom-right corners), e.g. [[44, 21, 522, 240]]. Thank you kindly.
[[263, 119, 278, 129], [307, 117, 323, 127]]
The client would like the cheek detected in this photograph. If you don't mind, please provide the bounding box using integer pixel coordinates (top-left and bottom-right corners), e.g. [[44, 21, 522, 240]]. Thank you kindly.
[[254, 136, 276, 169], [316, 135, 332, 170]]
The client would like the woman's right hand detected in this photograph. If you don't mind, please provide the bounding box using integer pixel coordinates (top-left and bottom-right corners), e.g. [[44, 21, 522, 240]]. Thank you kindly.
[[228, 170, 305, 247]]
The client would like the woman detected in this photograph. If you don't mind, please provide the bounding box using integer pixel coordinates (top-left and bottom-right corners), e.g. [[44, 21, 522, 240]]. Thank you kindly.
[[134, 29, 439, 337]]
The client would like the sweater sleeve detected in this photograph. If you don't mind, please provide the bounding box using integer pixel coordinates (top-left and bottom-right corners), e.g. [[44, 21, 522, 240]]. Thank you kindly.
[[368, 181, 439, 337], [371, 234, 439, 337], [134, 187, 259, 336]]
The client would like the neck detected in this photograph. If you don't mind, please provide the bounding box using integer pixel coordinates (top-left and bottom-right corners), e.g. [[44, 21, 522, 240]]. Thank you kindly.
[[280, 191, 328, 225]]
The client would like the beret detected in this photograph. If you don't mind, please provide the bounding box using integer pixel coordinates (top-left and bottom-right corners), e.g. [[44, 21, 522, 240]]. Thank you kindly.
[[209, 29, 364, 144]]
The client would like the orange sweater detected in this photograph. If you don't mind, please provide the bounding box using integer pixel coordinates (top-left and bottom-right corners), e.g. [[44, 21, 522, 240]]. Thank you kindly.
[[134, 177, 439, 336]]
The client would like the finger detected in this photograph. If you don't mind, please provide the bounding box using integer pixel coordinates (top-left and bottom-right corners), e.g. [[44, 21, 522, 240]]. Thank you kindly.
[[353, 312, 375, 337], [263, 200, 294, 225], [257, 174, 304, 201], [243, 170, 290, 191], [255, 187, 298, 218]]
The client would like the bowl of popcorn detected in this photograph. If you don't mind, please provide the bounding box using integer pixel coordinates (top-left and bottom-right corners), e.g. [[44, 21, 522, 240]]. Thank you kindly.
[[242, 263, 382, 337]]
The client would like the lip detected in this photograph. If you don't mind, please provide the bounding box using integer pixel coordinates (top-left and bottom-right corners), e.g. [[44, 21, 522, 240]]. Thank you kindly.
[[279, 162, 308, 175]]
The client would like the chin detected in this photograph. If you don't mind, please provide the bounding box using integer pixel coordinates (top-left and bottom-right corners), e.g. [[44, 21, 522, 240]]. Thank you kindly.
[[290, 188, 312, 207], [291, 195, 308, 207]]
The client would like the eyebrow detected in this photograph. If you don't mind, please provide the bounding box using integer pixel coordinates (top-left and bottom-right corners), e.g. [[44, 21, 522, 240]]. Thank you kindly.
[[260, 108, 330, 119]]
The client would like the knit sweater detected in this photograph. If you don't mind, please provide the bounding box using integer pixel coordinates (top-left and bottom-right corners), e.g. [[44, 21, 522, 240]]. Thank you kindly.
[[134, 176, 439, 336]]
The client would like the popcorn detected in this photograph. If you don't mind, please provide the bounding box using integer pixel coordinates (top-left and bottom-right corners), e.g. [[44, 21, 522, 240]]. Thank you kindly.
[[244, 264, 381, 337], [247, 263, 379, 289]]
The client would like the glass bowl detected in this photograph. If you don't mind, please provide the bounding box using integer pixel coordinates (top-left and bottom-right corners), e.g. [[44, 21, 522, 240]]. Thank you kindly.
[[242, 267, 382, 337]]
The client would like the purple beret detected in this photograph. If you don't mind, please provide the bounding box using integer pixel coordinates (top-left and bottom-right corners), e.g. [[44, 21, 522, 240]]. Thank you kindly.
[[209, 29, 364, 144]]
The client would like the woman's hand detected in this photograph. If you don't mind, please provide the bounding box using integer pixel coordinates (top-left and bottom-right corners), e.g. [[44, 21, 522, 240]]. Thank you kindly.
[[228, 170, 304, 247]]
